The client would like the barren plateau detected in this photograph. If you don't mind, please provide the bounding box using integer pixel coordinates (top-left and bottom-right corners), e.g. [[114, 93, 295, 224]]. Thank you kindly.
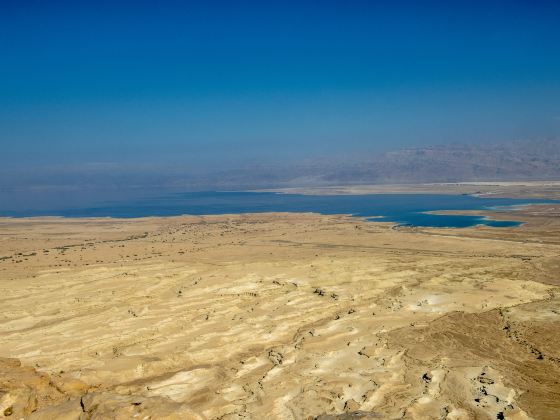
[[1, 200, 560, 419]]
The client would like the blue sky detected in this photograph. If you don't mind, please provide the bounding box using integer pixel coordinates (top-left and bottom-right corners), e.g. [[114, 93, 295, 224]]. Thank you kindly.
[[1, 0, 560, 169]]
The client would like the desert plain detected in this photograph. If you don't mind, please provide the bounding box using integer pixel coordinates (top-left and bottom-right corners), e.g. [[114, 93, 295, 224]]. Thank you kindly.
[[1, 189, 560, 419]]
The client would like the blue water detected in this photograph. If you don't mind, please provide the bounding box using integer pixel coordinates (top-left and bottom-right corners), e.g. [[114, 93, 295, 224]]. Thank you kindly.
[[3, 191, 552, 228]]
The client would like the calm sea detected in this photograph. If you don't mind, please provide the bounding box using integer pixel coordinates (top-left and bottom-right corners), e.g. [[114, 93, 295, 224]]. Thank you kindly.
[[2, 191, 553, 228]]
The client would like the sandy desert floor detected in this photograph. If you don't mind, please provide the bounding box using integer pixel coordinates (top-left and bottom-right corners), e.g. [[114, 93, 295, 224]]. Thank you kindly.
[[1, 203, 560, 419]]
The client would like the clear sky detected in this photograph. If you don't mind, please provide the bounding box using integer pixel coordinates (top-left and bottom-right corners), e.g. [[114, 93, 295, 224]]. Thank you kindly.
[[1, 0, 560, 170]]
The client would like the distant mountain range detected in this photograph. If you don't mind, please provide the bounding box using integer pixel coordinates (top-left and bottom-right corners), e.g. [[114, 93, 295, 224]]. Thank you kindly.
[[192, 139, 560, 189], [326, 139, 560, 184], [2, 139, 560, 210]]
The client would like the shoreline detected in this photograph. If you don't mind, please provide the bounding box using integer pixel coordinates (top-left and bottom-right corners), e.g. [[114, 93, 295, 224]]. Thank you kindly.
[[256, 180, 560, 199], [1, 185, 557, 224]]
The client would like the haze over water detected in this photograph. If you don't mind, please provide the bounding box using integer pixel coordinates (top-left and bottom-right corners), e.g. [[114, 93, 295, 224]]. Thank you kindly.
[[2, 1, 560, 202]]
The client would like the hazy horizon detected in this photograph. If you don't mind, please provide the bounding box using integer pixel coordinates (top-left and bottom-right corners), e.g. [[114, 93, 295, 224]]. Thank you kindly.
[[2, 1, 560, 212], [2, 1, 560, 168]]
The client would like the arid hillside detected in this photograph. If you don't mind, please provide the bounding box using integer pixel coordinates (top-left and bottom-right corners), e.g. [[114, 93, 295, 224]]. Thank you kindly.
[[1, 202, 560, 419]]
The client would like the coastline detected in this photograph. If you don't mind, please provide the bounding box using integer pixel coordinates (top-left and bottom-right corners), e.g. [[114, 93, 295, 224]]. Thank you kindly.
[[257, 180, 560, 199]]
